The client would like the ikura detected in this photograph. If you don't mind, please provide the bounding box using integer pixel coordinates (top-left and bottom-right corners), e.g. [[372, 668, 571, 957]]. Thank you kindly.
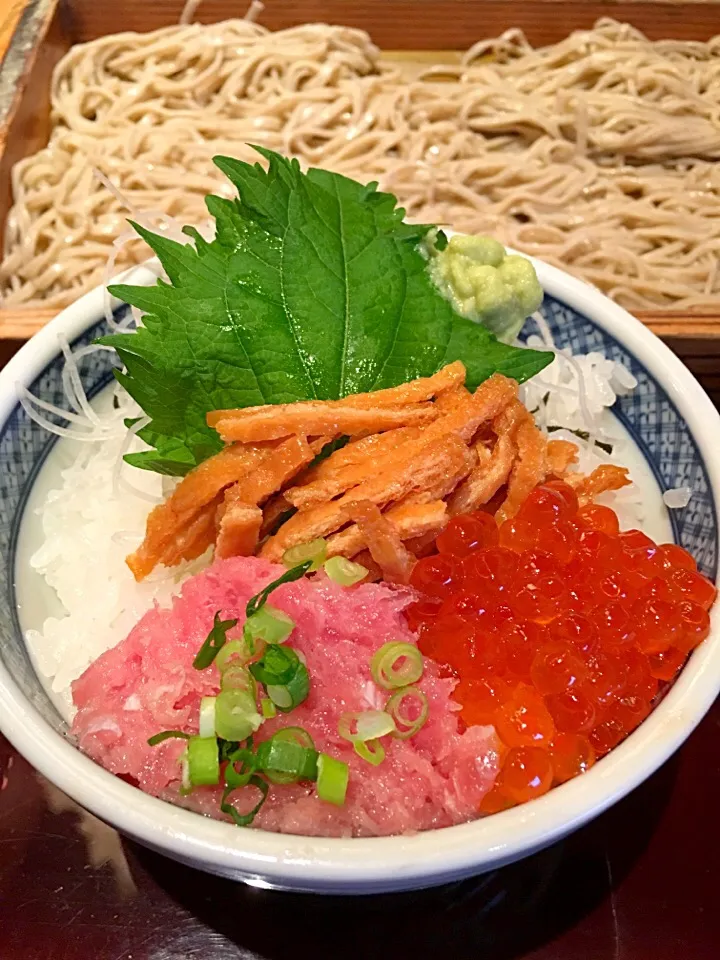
[[410, 482, 716, 814]]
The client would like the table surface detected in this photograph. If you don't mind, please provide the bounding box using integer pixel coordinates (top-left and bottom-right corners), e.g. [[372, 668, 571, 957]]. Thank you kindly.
[[0, 696, 718, 960]]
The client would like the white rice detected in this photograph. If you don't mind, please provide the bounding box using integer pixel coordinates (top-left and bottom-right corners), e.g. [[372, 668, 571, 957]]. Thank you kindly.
[[19, 311, 663, 708]]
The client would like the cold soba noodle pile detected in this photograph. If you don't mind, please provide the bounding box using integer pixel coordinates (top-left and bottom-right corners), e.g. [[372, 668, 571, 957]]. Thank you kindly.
[[3, 15, 720, 311], [22, 150, 716, 836]]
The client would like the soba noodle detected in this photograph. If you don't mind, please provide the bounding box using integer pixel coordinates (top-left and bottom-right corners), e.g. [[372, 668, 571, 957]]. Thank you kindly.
[[3, 16, 720, 311]]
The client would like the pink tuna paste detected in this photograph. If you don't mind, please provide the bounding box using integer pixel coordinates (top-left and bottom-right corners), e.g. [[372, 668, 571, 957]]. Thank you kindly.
[[71, 557, 500, 837]]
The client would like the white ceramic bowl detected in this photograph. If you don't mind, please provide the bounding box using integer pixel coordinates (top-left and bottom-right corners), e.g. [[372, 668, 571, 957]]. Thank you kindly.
[[0, 259, 719, 894]]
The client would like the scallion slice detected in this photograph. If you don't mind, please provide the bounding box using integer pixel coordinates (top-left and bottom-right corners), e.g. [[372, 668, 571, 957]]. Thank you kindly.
[[255, 737, 319, 784], [193, 612, 238, 670], [261, 698, 277, 719], [250, 645, 310, 713], [386, 686, 429, 740], [221, 775, 269, 827], [225, 747, 258, 789], [324, 556, 368, 586], [187, 735, 220, 786], [215, 638, 251, 673], [316, 753, 349, 806], [273, 726, 315, 751], [282, 538, 327, 571], [147, 730, 191, 747], [198, 697, 217, 738], [214, 689, 262, 742], [338, 710, 396, 743], [244, 604, 295, 645], [246, 560, 313, 618], [354, 739, 385, 766], [370, 642, 424, 690], [220, 664, 256, 695]]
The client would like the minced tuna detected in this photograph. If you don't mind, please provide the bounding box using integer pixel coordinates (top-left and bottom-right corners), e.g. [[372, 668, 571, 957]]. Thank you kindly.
[[71, 557, 500, 837]]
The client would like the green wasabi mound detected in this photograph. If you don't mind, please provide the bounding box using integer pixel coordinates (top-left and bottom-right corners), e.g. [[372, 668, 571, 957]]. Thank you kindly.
[[428, 234, 544, 343]]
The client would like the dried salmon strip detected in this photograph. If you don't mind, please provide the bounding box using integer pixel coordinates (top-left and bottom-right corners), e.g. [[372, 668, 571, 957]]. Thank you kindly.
[[496, 413, 548, 524], [156, 497, 220, 572], [286, 427, 422, 509], [230, 435, 315, 507], [260, 434, 470, 561], [547, 439, 579, 475], [343, 501, 416, 585], [259, 494, 294, 538], [216, 499, 263, 559], [206, 362, 466, 427], [326, 500, 448, 558], [566, 464, 631, 504], [213, 402, 437, 444], [126, 444, 270, 580], [449, 433, 516, 516]]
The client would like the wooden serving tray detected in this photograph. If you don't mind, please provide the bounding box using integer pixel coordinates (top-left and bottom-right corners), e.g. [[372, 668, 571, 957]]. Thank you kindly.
[[2, 0, 720, 397]]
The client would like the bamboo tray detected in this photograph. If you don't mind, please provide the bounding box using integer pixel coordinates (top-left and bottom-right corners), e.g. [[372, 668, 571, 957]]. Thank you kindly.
[[2, 0, 720, 394]]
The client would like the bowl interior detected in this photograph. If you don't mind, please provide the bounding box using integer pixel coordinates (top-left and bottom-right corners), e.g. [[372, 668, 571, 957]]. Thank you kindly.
[[1, 294, 716, 736]]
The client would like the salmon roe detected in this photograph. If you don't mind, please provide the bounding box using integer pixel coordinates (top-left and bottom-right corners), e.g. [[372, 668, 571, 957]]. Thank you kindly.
[[408, 484, 716, 813]]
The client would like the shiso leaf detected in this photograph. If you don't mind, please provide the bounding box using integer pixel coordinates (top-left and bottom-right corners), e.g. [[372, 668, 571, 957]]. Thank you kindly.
[[100, 147, 552, 475]]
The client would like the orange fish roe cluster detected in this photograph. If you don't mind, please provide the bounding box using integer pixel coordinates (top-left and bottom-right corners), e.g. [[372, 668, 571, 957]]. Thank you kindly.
[[406, 480, 716, 813]]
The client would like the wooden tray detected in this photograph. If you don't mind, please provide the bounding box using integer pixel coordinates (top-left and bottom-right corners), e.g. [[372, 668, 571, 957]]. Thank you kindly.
[[2, 0, 720, 397]]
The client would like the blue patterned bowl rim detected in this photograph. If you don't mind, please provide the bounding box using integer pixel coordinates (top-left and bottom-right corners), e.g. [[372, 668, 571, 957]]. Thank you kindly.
[[0, 259, 719, 894]]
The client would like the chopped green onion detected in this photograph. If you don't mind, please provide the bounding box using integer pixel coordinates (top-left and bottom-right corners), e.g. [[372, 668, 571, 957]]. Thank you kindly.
[[386, 686, 429, 739], [255, 737, 318, 784], [282, 538, 327, 571], [147, 730, 191, 747], [250, 644, 310, 713], [354, 739, 385, 766], [261, 698, 277, 719], [220, 664, 256, 695], [225, 748, 258, 789], [214, 689, 262, 742], [249, 644, 299, 686], [316, 753, 349, 806], [187, 735, 220, 786], [199, 697, 216, 738], [371, 642, 424, 690], [221, 775, 269, 827], [267, 684, 292, 710], [244, 604, 295, 645], [215, 638, 251, 673], [338, 710, 396, 743], [324, 556, 368, 586], [193, 612, 238, 670], [246, 560, 313, 619], [273, 726, 315, 750]]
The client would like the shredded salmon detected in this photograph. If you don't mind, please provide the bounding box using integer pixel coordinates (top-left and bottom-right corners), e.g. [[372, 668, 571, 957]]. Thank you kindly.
[[126, 444, 268, 580], [449, 433, 516, 516], [207, 363, 466, 427], [216, 498, 263, 559], [547, 439, 579, 475], [156, 498, 220, 571], [212, 402, 437, 443], [343, 501, 416, 585], [126, 362, 634, 588], [230, 435, 315, 506], [326, 500, 447, 558], [286, 427, 422, 508], [353, 549, 383, 583], [567, 464, 631, 504], [260, 433, 469, 561], [495, 412, 548, 524]]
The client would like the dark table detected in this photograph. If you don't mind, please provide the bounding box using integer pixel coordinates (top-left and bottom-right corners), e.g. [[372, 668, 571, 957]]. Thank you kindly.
[[0, 697, 718, 960]]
